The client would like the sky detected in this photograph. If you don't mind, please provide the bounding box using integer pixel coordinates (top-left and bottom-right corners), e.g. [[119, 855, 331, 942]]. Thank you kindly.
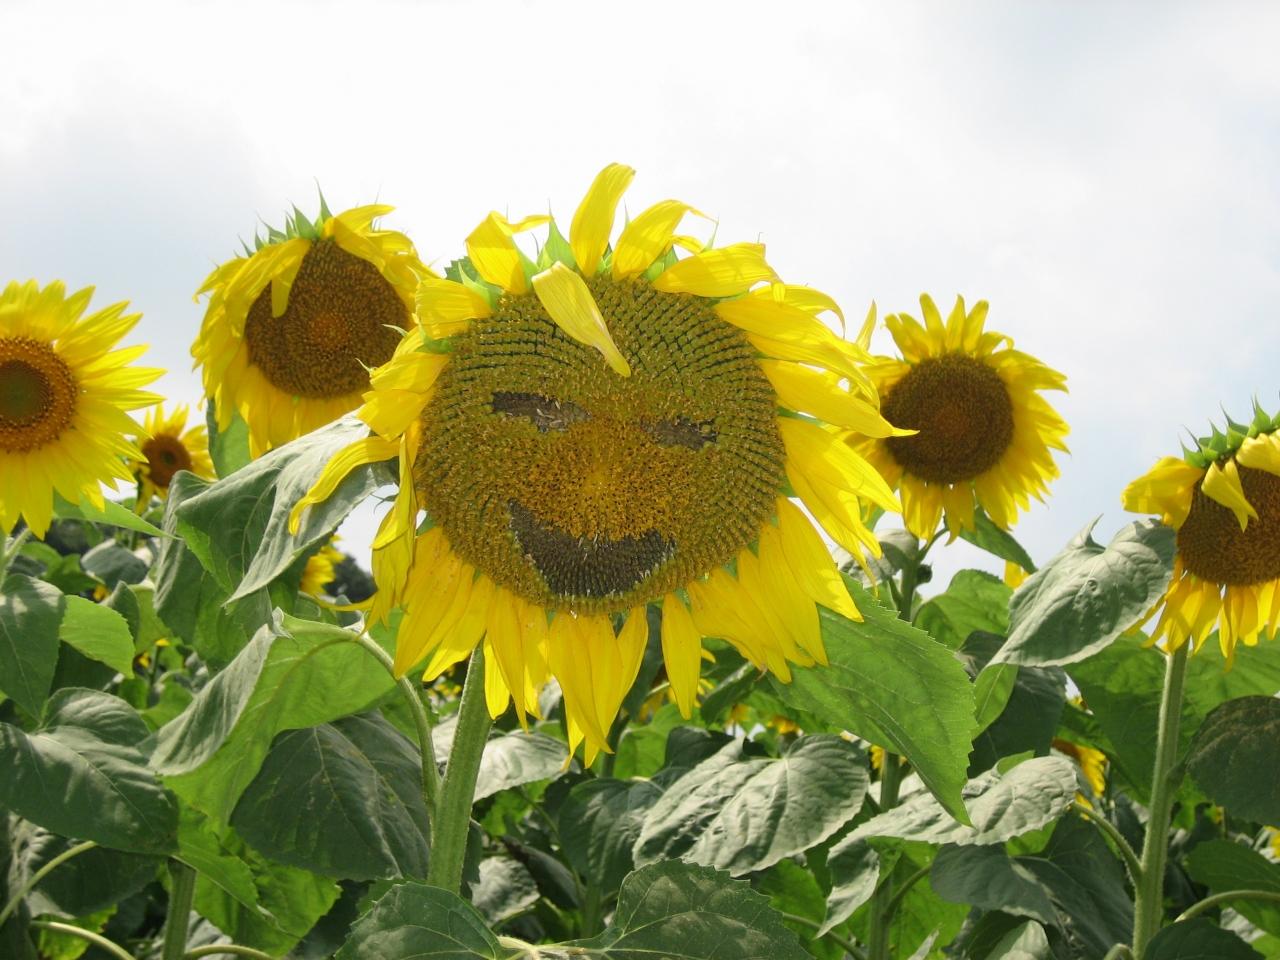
[[3, 0, 1279, 591]]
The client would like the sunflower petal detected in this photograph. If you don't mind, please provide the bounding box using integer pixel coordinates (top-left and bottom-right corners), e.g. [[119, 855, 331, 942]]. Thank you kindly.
[[661, 594, 703, 718], [532, 262, 631, 376], [570, 163, 635, 276], [1202, 458, 1258, 530], [612, 199, 705, 279], [651, 243, 777, 298], [289, 436, 399, 533], [465, 212, 549, 294]]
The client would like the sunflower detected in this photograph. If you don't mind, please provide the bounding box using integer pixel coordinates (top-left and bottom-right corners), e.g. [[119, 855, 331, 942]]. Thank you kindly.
[[301, 538, 344, 597], [1122, 405, 1280, 663], [292, 164, 902, 761], [0, 280, 161, 537], [130, 402, 213, 506], [856, 295, 1068, 539], [192, 200, 430, 458]]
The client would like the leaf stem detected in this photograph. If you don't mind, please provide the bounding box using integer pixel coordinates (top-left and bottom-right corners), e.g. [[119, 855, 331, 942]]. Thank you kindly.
[[27, 920, 136, 960], [1071, 800, 1143, 885], [882, 863, 931, 925], [1101, 945, 1135, 960], [348, 630, 442, 817], [1174, 889, 1280, 923], [1130, 642, 1189, 956], [781, 913, 869, 959], [161, 860, 197, 960], [0, 526, 33, 580], [0, 839, 97, 928], [426, 646, 492, 893], [182, 947, 278, 959]]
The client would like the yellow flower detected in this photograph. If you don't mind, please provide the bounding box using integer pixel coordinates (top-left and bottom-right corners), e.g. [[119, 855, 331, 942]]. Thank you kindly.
[[293, 164, 901, 762], [1122, 406, 1280, 663], [1052, 737, 1107, 800], [0, 280, 161, 536], [192, 200, 430, 458], [130, 402, 213, 506], [856, 295, 1068, 538], [301, 539, 344, 597]]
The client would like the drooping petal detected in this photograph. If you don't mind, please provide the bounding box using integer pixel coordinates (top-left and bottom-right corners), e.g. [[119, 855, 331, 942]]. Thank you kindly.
[[661, 594, 703, 718], [1202, 458, 1258, 530], [1238, 432, 1280, 478], [531, 262, 631, 376], [465, 212, 550, 294], [416, 278, 492, 337], [1121, 456, 1204, 528], [651, 243, 777, 298], [760, 360, 903, 437], [289, 436, 400, 533], [775, 497, 862, 623], [612, 199, 704, 279], [570, 163, 635, 276]]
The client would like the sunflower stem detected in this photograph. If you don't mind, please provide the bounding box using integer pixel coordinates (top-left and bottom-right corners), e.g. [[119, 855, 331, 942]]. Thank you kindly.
[[1, 527, 33, 580], [0, 839, 97, 929], [426, 647, 492, 894], [1130, 642, 1189, 956], [161, 860, 196, 960]]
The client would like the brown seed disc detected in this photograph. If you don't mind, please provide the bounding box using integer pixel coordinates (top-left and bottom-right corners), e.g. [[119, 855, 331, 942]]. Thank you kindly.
[[414, 277, 786, 614], [141, 434, 194, 489], [243, 238, 408, 399], [1177, 463, 1280, 586], [0, 337, 77, 453], [882, 353, 1015, 484]]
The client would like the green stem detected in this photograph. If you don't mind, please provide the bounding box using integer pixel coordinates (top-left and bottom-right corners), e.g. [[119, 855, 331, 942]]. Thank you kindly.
[[182, 947, 277, 959], [780, 913, 868, 959], [349, 631, 442, 817], [1072, 801, 1143, 885], [27, 920, 135, 960], [1175, 889, 1280, 924], [161, 860, 197, 960], [882, 863, 931, 925], [1, 527, 33, 580], [0, 839, 97, 928], [1131, 642, 1189, 956], [1102, 946, 1135, 960], [426, 647, 492, 893]]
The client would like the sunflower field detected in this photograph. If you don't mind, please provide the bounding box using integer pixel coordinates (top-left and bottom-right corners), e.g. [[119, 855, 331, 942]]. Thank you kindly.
[[3, 164, 1280, 960]]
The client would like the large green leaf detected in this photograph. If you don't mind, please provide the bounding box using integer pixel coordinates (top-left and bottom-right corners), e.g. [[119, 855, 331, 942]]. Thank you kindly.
[[915, 569, 1011, 650], [80, 541, 147, 588], [0, 688, 177, 852], [985, 921, 1052, 960], [0, 573, 64, 716], [335, 882, 506, 960], [930, 844, 1057, 925], [58, 596, 134, 675], [960, 507, 1037, 573], [206, 400, 251, 478], [1144, 920, 1263, 959], [474, 731, 569, 802], [559, 777, 663, 896], [1186, 697, 1280, 824], [10, 822, 158, 917], [769, 582, 977, 821], [632, 736, 869, 876], [820, 836, 881, 936], [230, 713, 430, 880], [571, 860, 811, 960], [151, 613, 396, 822], [993, 519, 1175, 667], [1185, 840, 1280, 937], [471, 857, 539, 926], [53, 493, 163, 537], [848, 756, 1076, 846], [171, 416, 384, 600]]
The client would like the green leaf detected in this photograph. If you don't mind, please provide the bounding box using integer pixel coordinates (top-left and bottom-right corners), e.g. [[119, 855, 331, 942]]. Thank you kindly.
[[1144, 919, 1263, 959], [1187, 697, 1280, 823], [769, 581, 978, 821], [176, 805, 262, 916], [960, 508, 1037, 573], [974, 662, 1019, 731], [473, 731, 569, 802], [10, 822, 158, 917], [848, 756, 1076, 846], [80, 541, 147, 588], [151, 614, 396, 822], [820, 836, 880, 936], [206, 400, 251, 478], [559, 777, 663, 896], [230, 713, 430, 880], [335, 882, 506, 960], [1185, 840, 1280, 937], [54, 494, 164, 537], [571, 860, 811, 960], [471, 856, 539, 925], [633, 735, 869, 876], [172, 416, 384, 600], [0, 688, 177, 852], [930, 844, 1057, 925], [58, 596, 134, 675], [757, 860, 844, 960], [915, 569, 1011, 650], [614, 702, 686, 779], [993, 519, 1175, 667], [984, 921, 1052, 960], [0, 573, 63, 716]]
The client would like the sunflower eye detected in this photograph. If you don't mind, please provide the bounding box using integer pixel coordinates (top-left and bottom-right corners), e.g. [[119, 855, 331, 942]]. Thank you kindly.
[[642, 416, 718, 450], [492, 391, 589, 432]]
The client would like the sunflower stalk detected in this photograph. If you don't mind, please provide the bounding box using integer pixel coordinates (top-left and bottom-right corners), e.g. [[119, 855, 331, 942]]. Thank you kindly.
[[1130, 642, 1190, 956], [160, 860, 196, 960], [426, 647, 493, 894]]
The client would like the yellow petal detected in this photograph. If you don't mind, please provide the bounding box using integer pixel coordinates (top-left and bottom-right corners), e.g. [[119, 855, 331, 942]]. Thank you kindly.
[[758, 283, 847, 335], [760, 360, 901, 437], [1202, 458, 1258, 530], [1237, 433, 1280, 478], [570, 163, 635, 276], [777, 418, 900, 512], [416, 278, 492, 335], [661, 594, 703, 718], [531, 262, 631, 376], [424, 573, 493, 679], [483, 638, 511, 718], [465, 212, 549, 294], [856, 301, 876, 350], [289, 436, 399, 533], [651, 243, 777, 298], [612, 199, 703, 279], [775, 497, 862, 622], [485, 591, 527, 723], [549, 612, 609, 749], [1121, 456, 1203, 528], [757, 523, 826, 665]]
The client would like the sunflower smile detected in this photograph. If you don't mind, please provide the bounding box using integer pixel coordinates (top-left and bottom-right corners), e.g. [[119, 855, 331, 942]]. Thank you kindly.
[[508, 498, 675, 600]]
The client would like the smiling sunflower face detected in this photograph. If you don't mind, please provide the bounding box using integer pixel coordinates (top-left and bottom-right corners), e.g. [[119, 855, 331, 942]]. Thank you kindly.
[[293, 164, 903, 761]]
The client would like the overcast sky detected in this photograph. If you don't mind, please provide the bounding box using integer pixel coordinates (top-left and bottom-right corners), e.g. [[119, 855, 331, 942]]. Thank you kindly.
[[4, 1, 1278, 589]]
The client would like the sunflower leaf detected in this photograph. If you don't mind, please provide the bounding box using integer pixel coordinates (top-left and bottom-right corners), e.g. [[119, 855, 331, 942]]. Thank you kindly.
[[959, 507, 1037, 573], [58, 596, 135, 675], [52, 494, 164, 537], [335, 882, 506, 960], [0, 573, 63, 716], [1145, 920, 1264, 959], [1186, 696, 1280, 824]]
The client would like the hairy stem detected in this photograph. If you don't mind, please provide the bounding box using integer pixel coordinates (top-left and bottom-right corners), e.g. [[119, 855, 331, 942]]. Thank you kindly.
[[1072, 800, 1143, 885], [161, 861, 197, 960], [426, 647, 492, 893], [27, 920, 136, 960], [1175, 889, 1280, 924], [781, 913, 869, 959], [0, 840, 97, 929]]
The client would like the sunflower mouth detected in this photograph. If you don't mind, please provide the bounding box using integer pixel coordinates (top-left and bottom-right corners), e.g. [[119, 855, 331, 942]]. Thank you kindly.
[[1178, 465, 1280, 586], [244, 238, 407, 400], [882, 353, 1014, 484], [508, 498, 675, 600], [0, 338, 77, 453], [142, 435, 194, 489]]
